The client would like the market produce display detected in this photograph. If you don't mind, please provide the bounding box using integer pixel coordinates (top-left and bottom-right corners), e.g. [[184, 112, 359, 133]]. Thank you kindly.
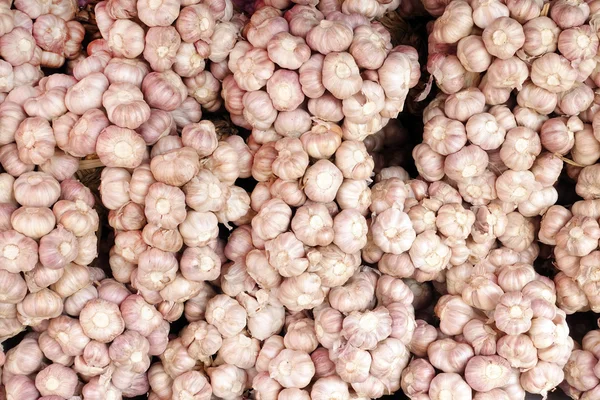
[[2, 0, 600, 399]]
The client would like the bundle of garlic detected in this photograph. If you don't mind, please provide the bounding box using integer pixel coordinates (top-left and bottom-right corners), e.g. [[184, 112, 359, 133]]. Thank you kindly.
[[138, 267, 416, 400], [81, 0, 246, 124], [221, 0, 420, 142], [0, 0, 247, 180], [560, 321, 600, 400], [0, 0, 84, 93], [0, 276, 175, 400], [539, 201, 600, 315], [416, 0, 600, 219], [418, 0, 600, 312], [100, 113, 254, 310], [400, 252, 573, 400], [0, 172, 100, 342]]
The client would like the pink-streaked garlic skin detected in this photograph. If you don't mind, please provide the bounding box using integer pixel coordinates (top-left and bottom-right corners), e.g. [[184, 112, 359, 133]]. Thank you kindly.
[[0, 101, 27, 146], [102, 82, 151, 130], [4, 334, 43, 375], [258, 225, 302, 270], [332, 208, 368, 254], [142, 70, 187, 112], [267, 31, 311, 70], [456, 35, 492, 73], [423, 115, 466, 156], [268, 348, 315, 388], [309, 94, 344, 124], [306, 19, 353, 55], [464, 355, 512, 392], [563, 349, 599, 392], [434, 294, 479, 336], [371, 208, 415, 255], [24, 86, 68, 121], [17, 287, 63, 326], [108, 202, 146, 232], [234, 47, 275, 92], [327, 267, 377, 314], [427, 337, 474, 374], [334, 140, 374, 181], [99, 167, 131, 211], [255, 334, 285, 373], [0, 28, 36, 67], [38, 225, 78, 270], [278, 272, 326, 312], [172, 370, 212, 400], [4, 374, 40, 400], [107, 19, 145, 59], [40, 262, 86, 300], [10, 206, 55, 240], [297, 53, 325, 99], [104, 58, 150, 89], [499, 126, 541, 171], [336, 179, 371, 215], [35, 363, 78, 398], [207, 364, 247, 399], [428, 372, 472, 400], [482, 16, 524, 60], [551, 0, 590, 29], [63, 73, 108, 117], [185, 70, 221, 110], [431, 1, 473, 44], [341, 306, 392, 351], [14, 116, 55, 166], [96, 125, 147, 169], [144, 182, 186, 229], [321, 51, 362, 101], [142, 223, 184, 253], [520, 361, 565, 397]]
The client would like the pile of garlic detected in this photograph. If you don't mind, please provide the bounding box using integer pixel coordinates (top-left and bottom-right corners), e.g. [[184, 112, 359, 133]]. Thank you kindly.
[[0, 0, 84, 94], [102, 117, 253, 316], [401, 252, 572, 400], [136, 265, 417, 400], [409, 1, 600, 398], [541, 201, 600, 315], [561, 320, 600, 400], [0, 0, 247, 182], [420, 4, 600, 280], [222, 0, 420, 142], [0, 276, 175, 399], [418, 0, 600, 220], [0, 172, 100, 342]]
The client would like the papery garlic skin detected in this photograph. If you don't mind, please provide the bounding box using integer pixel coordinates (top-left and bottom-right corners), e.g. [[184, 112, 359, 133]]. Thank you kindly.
[[268, 348, 315, 388], [482, 17, 524, 60], [428, 372, 472, 400], [0, 229, 39, 273], [531, 53, 578, 94], [322, 52, 362, 100], [432, 1, 473, 44]]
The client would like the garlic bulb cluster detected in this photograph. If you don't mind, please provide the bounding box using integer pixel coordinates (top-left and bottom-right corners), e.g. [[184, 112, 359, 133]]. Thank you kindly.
[[1, 276, 169, 399], [0, 172, 99, 342], [420, 0, 598, 225], [223, 0, 420, 142], [561, 321, 600, 399], [12, 0, 600, 399], [0, 0, 83, 79], [102, 116, 251, 312], [0, 0, 425, 396], [138, 266, 415, 400], [543, 203, 600, 315], [0, 0, 247, 180], [415, 2, 600, 397], [401, 257, 572, 400]]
